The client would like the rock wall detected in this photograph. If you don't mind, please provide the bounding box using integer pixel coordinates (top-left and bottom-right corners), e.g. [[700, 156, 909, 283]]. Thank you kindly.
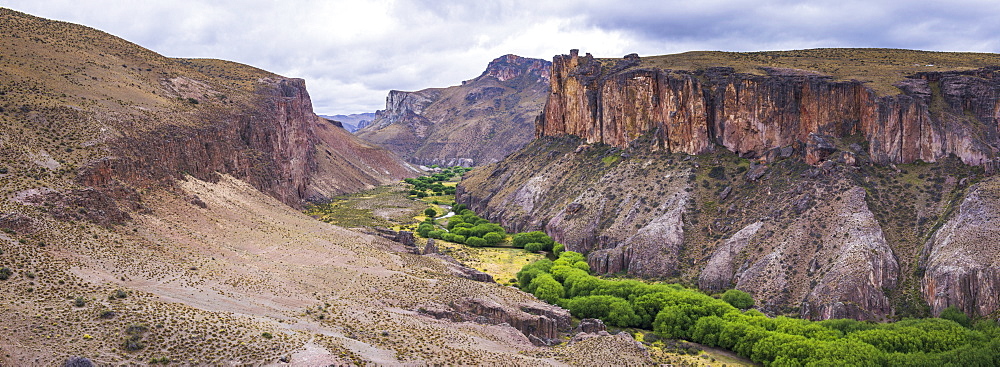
[[921, 176, 1000, 318], [78, 78, 416, 209], [539, 50, 1000, 166]]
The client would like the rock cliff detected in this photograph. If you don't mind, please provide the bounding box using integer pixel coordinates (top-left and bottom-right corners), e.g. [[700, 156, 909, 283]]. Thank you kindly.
[[460, 132, 985, 320], [456, 49, 1000, 320], [356, 54, 550, 166], [539, 50, 1000, 167], [921, 176, 1000, 318]]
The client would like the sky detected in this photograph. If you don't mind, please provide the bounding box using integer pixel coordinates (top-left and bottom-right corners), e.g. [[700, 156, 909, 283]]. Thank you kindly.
[[3, 0, 1000, 115]]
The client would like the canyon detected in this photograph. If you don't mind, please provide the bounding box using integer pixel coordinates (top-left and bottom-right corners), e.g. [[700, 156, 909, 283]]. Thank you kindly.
[[0, 10, 652, 365]]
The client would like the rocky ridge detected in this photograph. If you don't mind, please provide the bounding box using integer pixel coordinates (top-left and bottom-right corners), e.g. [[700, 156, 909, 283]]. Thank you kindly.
[[356, 54, 551, 167]]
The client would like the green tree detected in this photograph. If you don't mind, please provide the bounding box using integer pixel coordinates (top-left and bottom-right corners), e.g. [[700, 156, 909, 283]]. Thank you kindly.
[[466, 236, 486, 247], [446, 216, 465, 230], [483, 232, 504, 246], [939, 306, 970, 328], [512, 231, 553, 249], [424, 208, 437, 217], [524, 242, 544, 253], [417, 223, 434, 237], [722, 289, 755, 309], [552, 242, 565, 256], [530, 273, 564, 303]]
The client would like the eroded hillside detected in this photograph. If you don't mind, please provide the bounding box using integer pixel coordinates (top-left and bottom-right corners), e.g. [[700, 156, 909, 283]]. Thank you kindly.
[[356, 54, 550, 167]]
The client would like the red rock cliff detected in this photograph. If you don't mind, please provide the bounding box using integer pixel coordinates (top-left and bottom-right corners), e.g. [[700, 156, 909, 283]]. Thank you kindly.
[[539, 50, 1000, 166]]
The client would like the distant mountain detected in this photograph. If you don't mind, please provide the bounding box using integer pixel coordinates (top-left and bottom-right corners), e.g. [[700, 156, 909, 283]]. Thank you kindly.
[[319, 112, 375, 132], [356, 54, 551, 167]]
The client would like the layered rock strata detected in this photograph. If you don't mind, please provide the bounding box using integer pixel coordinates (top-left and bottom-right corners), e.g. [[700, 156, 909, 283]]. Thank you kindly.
[[539, 50, 1000, 166]]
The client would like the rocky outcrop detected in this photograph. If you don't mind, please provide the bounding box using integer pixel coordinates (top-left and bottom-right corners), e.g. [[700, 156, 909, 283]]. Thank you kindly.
[[426, 253, 495, 283], [921, 176, 1000, 317], [539, 50, 1000, 166], [357, 55, 551, 167], [574, 318, 606, 333], [421, 297, 571, 345]]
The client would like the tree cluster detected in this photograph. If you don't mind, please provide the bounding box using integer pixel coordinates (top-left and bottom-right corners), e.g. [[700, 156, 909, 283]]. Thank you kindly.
[[403, 167, 470, 197], [518, 252, 1000, 366], [419, 209, 507, 248]]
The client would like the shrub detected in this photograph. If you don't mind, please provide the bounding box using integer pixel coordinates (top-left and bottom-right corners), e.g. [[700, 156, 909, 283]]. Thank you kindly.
[[722, 289, 755, 309], [0, 267, 11, 280], [552, 242, 565, 256], [529, 273, 564, 303], [939, 306, 970, 327], [451, 235, 466, 244], [512, 231, 553, 249], [261, 332, 274, 339], [122, 335, 144, 351], [483, 232, 504, 246], [74, 296, 86, 307], [424, 208, 437, 217], [524, 242, 544, 253], [417, 223, 434, 237], [466, 236, 487, 247]]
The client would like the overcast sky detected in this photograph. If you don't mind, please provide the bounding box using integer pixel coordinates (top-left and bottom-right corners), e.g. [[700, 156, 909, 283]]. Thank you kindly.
[[4, 0, 1000, 115]]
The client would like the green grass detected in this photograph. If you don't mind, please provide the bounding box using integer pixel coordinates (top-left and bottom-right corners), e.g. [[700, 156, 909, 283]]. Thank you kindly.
[[436, 240, 544, 284], [306, 184, 425, 229]]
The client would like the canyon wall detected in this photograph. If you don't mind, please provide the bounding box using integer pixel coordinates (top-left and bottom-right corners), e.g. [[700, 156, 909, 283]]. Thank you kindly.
[[538, 50, 1000, 167], [77, 78, 417, 210], [460, 50, 1000, 320]]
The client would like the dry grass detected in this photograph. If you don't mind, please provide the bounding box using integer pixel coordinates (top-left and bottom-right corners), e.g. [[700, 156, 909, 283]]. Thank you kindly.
[[634, 48, 1000, 95]]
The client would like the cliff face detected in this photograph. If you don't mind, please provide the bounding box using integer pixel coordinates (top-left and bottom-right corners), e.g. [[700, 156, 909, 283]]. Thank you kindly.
[[539, 50, 1000, 167], [80, 77, 417, 209], [356, 54, 550, 167], [461, 49, 1000, 321], [920, 176, 1000, 318]]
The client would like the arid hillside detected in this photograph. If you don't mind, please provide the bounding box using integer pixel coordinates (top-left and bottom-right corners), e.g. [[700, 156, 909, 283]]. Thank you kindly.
[[0, 9, 661, 365], [356, 54, 550, 167]]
